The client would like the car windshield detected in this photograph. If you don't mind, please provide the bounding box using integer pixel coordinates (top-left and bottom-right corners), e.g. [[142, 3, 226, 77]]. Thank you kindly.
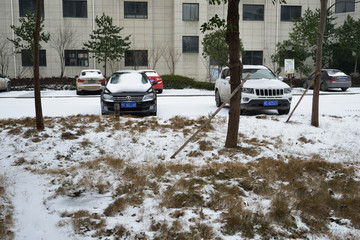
[[110, 73, 148, 85], [242, 68, 276, 80]]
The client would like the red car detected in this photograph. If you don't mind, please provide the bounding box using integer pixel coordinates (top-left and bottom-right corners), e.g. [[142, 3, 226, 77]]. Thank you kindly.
[[141, 70, 163, 93]]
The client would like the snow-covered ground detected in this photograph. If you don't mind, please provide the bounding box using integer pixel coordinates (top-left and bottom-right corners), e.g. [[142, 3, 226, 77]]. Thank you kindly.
[[0, 88, 360, 239]]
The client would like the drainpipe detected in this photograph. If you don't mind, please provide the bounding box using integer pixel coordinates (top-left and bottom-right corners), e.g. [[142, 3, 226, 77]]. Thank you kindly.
[[92, 0, 96, 69], [275, 0, 280, 72], [10, 0, 17, 77]]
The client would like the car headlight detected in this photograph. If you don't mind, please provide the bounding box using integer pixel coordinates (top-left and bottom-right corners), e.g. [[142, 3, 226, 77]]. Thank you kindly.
[[242, 88, 254, 94], [284, 88, 291, 94], [102, 93, 114, 102], [143, 92, 155, 101]]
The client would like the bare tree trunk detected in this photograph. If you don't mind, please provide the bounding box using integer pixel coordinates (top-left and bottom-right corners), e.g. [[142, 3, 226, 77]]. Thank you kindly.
[[354, 54, 358, 75], [311, 0, 328, 127], [225, 0, 242, 148], [34, 0, 44, 131]]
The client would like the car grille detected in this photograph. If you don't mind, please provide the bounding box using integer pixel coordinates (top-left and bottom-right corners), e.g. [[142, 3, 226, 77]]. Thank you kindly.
[[255, 89, 284, 96], [114, 96, 144, 102]]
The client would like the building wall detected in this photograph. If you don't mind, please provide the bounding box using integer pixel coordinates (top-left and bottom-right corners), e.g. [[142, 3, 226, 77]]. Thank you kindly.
[[1, 0, 359, 81]]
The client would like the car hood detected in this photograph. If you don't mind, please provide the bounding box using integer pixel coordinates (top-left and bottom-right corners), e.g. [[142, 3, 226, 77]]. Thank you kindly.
[[106, 82, 152, 93], [244, 79, 290, 88]]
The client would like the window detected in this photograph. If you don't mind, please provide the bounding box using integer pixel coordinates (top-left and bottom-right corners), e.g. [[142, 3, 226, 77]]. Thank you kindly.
[[124, 1, 148, 19], [125, 50, 148, 66], [281, 6, 301, 21], [65, 50, 89, 66], [19, 0, 44, 17], [335, 0, 355, 13], [243, 4, 264, 21], [21, 50, 46, 67], [183, 3, 199, 21], [242, 51, 263, 65], [63, 0, 87, 18], [182, 36, 199, 53]]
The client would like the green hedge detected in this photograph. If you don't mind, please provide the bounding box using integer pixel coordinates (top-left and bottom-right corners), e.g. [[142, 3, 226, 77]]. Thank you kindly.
[[161, 74, 215, 90]]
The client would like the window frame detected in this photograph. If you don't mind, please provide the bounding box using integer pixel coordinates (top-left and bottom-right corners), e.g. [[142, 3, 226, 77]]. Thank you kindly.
[[21, 49, 47, 67], [63, 0, 88, 18], [182, 36, 199, 54], [125, 50, 148, 67], [242, 51, 263, 65], [124, 1, 148, 19], [280, 5, 302, 22], [243, 4, 264, 21], [64, 50, 89, 67], [335, 0, 355, 13], [182, 3, 199, 21], [19, 0, 44, 17]]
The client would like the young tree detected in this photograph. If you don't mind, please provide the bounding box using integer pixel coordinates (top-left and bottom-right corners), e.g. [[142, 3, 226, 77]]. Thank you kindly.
[[271, 40, 312, 76], [202, 0, 286, 148], [33, 0, 44, 130], [336, 15, 360, 75], [9, 11, 50, 60], [163, 46, 181, 75], [0, 38, 11, 76], [83, 14, 131, 77], [289, 8, 336, 68], [311, 0, 328, 128], [8, 7, 50, 131], [202, 28, 244, 75], [50, 24, 76, 77]]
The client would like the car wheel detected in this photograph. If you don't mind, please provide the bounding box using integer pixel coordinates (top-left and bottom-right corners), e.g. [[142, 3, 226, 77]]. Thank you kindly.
[[302, 81, 308, 89], [157, 89, 163, 94], [76, 89, 82, 95], [341, 87, 348, 91], [278, 108, 290, 115], [240, 109, 245, 115], [215, 90, 222, 107], [6, 82, 11, 92], [320, 82, 327, 91]]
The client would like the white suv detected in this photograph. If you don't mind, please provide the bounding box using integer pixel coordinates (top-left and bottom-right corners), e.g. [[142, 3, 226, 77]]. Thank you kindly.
[[215, 65, 292, 115]]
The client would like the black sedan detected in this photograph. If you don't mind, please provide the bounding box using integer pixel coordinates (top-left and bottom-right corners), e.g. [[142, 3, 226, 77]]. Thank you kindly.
[[101, 71, 157, 116]]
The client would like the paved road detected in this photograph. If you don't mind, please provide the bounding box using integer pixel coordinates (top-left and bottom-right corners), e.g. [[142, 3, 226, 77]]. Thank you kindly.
[[0, 89, 360, 119]]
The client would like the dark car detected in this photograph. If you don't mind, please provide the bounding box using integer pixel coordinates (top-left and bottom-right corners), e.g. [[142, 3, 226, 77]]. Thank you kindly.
[[303, 69, 352, 91], [101, 70, 157, 115]]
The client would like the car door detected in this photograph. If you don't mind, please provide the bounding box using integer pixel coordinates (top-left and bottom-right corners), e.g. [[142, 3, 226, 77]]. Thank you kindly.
[[218, 68, 231, 100]]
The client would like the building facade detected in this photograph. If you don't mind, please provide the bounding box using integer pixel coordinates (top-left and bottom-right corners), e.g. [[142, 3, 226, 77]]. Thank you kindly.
[[0, 0, 359, 81]]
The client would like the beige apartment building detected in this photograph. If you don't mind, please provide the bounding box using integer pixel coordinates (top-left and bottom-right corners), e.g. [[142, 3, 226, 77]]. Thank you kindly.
[[0, 0, 359, 81]]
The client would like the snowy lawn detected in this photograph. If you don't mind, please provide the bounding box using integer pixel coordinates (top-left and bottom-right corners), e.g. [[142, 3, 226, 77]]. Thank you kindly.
[[0, 89, 360, 239]]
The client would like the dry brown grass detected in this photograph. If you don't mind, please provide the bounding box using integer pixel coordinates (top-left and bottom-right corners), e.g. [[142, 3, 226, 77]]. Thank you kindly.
[[0, 174, 14, 240]]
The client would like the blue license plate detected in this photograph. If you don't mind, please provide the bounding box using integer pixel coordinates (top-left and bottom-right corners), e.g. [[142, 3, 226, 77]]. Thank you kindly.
[[338, 77, 347, 81], [121, 102, 136, 108], [264, 100, 278, 106]]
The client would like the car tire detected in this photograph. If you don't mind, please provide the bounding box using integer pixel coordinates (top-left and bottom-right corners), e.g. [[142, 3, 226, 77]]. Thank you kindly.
[[157, 89, 163, 94], [240, 109, 245, 115], [341, 87, 348, 92], [76, 89, 82, 95], [302, 81, 308, 89], [6, 82, 11, 92], [215, 90, 222, 107], [320, 82, 327, 91], [278, 108, 290, 115]]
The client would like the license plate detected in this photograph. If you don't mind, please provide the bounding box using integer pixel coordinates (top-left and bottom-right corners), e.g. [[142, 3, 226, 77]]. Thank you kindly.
[[88, 80, 96, 83], [264, 100, 278, 106], [121, 102, 136, 108], [338, 77, 347, 81]]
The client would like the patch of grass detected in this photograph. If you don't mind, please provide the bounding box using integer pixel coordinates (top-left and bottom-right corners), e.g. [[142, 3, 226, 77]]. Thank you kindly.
[[61, 131, 78, 140], [104, 198, 126, 216], [70, 210, 105, 235], [0, 173, 14, 240]]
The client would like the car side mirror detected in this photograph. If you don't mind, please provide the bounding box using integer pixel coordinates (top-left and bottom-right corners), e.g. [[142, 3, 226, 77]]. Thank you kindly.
[[225, 76, 231, 81], [151, 81, 158, 86], [75, 75, 79, 78]]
